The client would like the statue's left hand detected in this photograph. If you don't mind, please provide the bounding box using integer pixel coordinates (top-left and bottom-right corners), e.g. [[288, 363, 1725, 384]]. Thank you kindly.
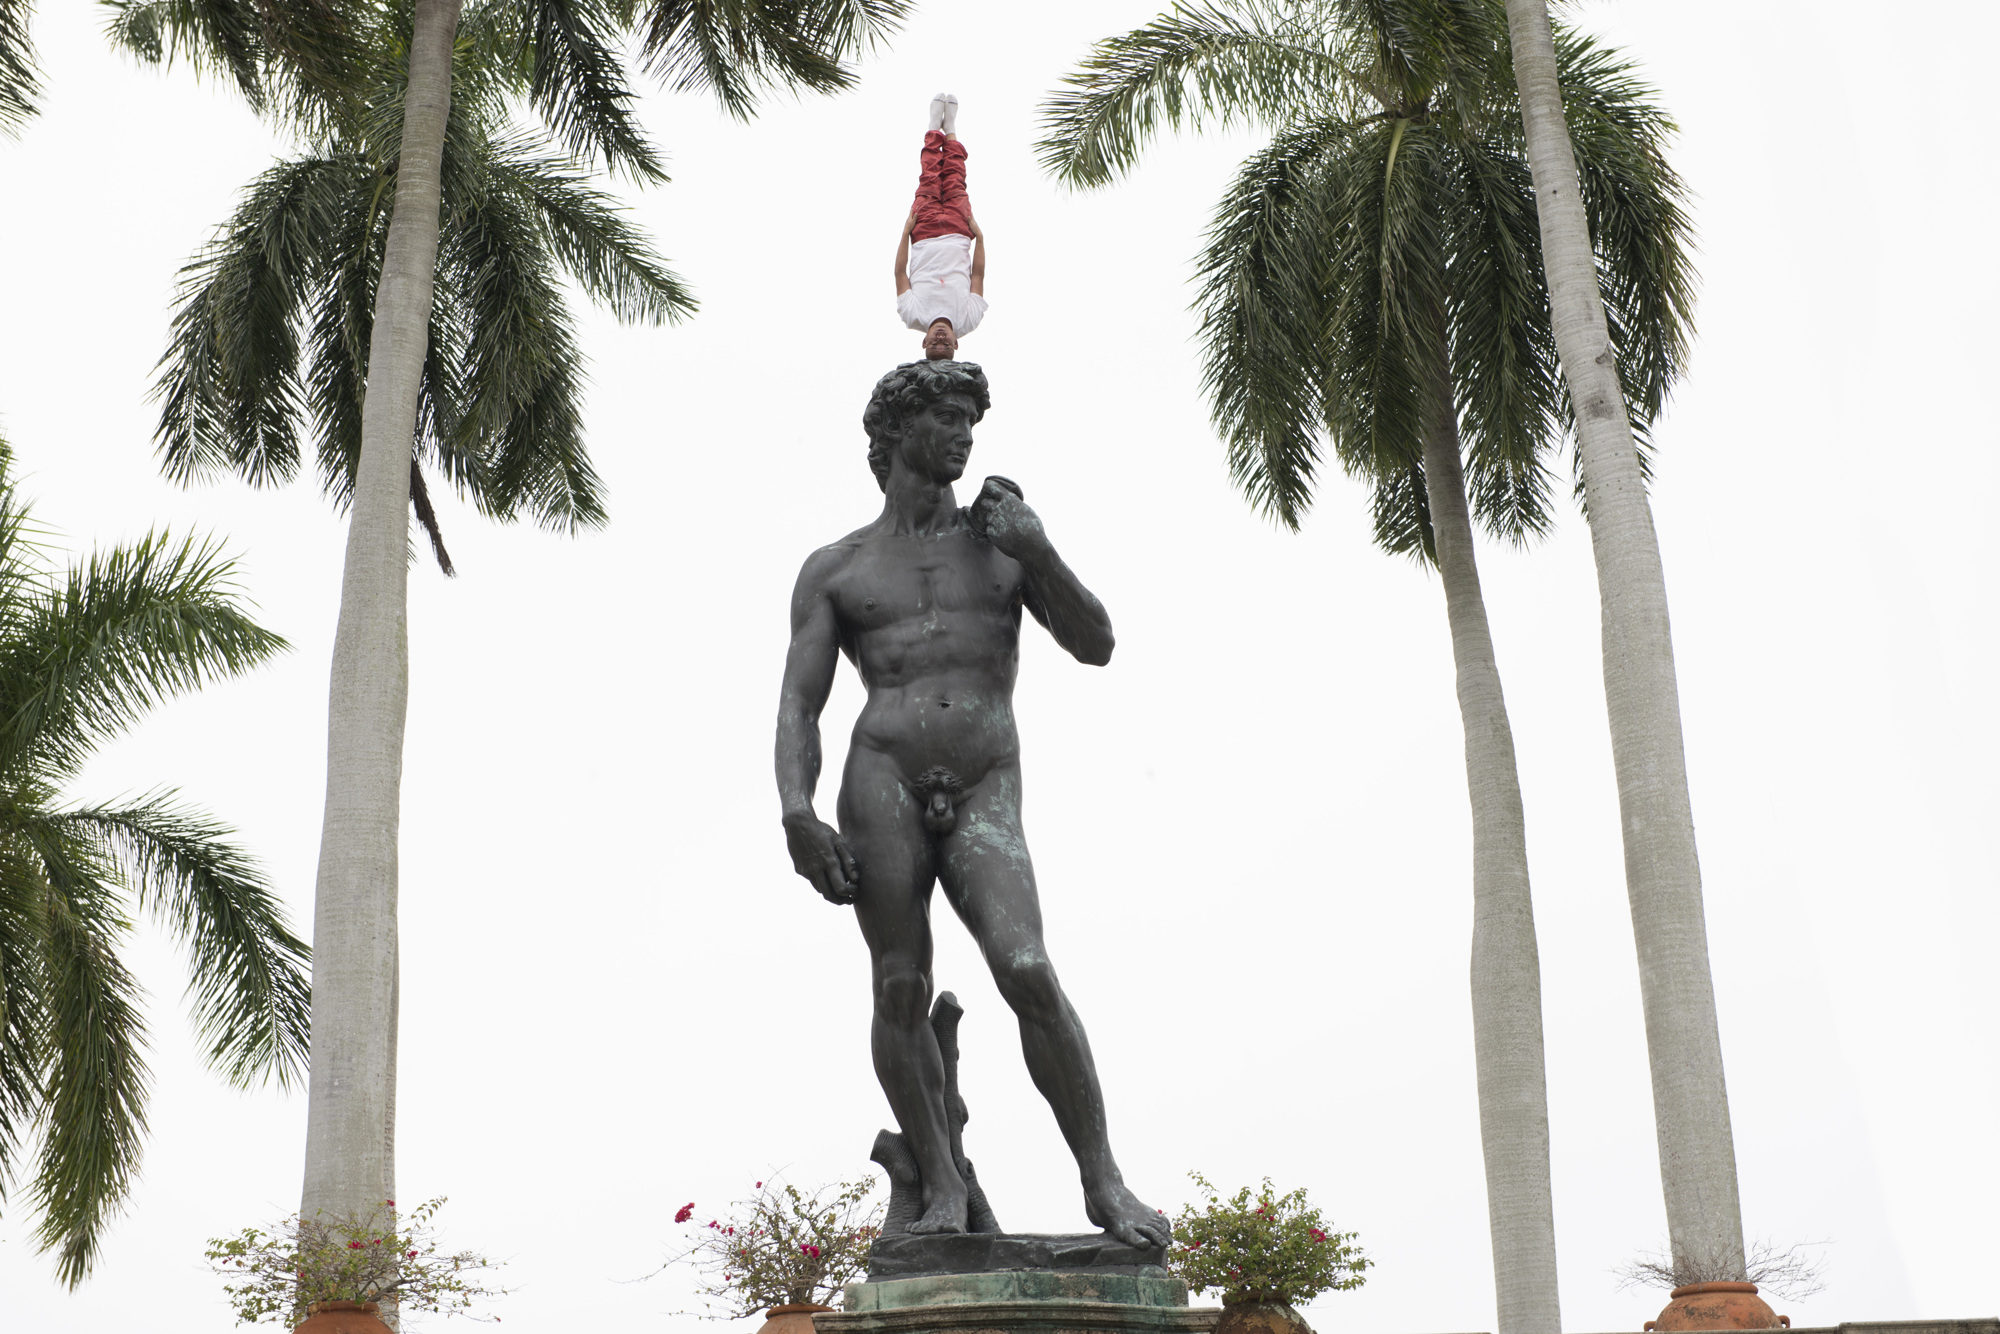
[[968, 476, 1048, 560]]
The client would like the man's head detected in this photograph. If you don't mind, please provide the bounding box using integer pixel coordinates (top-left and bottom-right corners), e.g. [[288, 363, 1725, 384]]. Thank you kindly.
[[864, 359, 991, 492], [921, 318, 958, 361]]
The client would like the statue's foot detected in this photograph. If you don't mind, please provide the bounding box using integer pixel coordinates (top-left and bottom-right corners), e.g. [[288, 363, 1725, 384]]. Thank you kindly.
[[1085, 1180, 1173, 1249], [907, 1184, 969, 1235]]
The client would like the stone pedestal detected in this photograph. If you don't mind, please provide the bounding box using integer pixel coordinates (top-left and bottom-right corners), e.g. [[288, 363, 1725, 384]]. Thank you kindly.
[[820, 1232, 1219, 1334]]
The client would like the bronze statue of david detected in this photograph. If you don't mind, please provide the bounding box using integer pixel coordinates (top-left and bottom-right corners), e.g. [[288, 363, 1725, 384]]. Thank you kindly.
[[775, 360, 1168, 1248]]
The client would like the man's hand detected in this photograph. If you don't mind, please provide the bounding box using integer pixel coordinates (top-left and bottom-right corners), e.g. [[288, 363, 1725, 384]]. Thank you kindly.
[[968, 476, 1048, 561], [784, 810, 860, 905], [903, 208, 918, 238]]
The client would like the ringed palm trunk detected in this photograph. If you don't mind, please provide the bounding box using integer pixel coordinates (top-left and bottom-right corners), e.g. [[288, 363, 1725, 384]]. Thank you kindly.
[[301, 0, 463, 1248], [1500, 0, 1747, 1278], [1421, 344, 1562, 1334]]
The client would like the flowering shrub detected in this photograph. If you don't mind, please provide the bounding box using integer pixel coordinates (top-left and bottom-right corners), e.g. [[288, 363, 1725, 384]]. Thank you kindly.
[[1168, 1174, 1369, 1307], [660, 1177, 883, 1317], [205, 1197, 505, 1326]]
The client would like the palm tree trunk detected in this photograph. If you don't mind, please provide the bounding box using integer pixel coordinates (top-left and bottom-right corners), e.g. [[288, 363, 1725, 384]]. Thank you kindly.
[[301, 0, 462, 1240], [1500, 0, 1746, 1280], [1421, 347, 1561, 1334]]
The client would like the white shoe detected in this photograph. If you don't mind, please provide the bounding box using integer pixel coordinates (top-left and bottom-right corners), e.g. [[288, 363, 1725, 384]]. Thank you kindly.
[[928, 94, 947, 132], [941, 93, 959, 136]]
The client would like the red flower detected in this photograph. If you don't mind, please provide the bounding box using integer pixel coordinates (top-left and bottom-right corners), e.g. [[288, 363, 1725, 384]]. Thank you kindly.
[[675, 1203, 696, 1224], [755, 1181, 763, 1188], [801, 1244, 822, 1258], [1309, 1228, 1328, 1244], [348, 1242, 365, 1250], [408, 1250, 420, 1259]]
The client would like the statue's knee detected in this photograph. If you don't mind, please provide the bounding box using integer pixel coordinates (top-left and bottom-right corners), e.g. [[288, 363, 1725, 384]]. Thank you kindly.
[[995, 957, 1062, 1021], [874, 967, 930, 1026]]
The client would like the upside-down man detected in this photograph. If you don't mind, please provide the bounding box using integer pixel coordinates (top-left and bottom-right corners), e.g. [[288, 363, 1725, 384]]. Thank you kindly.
[[896, 93, 986, 361]]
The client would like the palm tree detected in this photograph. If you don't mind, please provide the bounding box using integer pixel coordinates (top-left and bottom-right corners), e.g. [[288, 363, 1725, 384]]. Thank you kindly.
[[0, 436, 306, 1284], [112, 0, 909, 1233], [1496, 0, 1745, 1284], [1038, 4, 1692, 1329]]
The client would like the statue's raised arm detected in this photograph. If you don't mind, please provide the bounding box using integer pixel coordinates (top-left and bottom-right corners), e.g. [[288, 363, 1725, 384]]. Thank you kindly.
[[966, 476, 1114, 666]]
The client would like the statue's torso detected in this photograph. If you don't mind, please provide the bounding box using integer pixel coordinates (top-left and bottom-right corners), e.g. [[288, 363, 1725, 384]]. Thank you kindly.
[[823, 519, 1026, 783]]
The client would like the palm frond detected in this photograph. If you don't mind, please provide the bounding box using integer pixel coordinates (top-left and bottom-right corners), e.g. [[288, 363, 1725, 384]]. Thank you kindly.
[[1319, 117, 1451, 509], [1329, 0, 1500, 127], [441, 155, 607, 530], [101, 0, 360, 129], [21, 827, 149, 1287], [634, 0, 907, 120], [154, 153, 365, 489], [1445, 131, 1560, 544], [102, 0, 265, 107], [51, 796, 309, 1091], [1556, 24, 1694, 430], [504, 0, 669, 181], [1369, 454, 1434, 559], [0, 836, 51, 1209], [1196, 115, 1359, 528], [0, 0, 42, 135], [486, 135, 696, 324], [1038, 2, 1356, 189], [0, 533, 287, 781]]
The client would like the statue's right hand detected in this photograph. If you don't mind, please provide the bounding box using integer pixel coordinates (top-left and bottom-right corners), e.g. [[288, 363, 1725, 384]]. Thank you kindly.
[[784, 812, 861, 905]]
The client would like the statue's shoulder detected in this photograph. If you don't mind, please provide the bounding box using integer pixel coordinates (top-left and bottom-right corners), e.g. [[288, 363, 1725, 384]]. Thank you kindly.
[[794, 522, 877, 586]]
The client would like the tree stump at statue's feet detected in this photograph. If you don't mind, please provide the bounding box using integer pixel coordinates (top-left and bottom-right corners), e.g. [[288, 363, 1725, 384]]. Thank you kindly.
[[867, 992, 1002, 1237]]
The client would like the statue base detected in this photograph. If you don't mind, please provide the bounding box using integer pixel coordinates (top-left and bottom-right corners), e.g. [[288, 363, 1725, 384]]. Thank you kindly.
[[816, 1299, 1218, 1334], [828, 1240, 1213, 1334]]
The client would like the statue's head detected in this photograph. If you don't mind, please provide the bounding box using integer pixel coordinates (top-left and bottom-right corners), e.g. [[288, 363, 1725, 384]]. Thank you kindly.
[[921, 318, 959, 361], [864, 359, 991, 492]]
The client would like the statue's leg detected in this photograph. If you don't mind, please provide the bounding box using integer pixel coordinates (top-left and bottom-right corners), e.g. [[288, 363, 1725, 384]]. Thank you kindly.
[[839, 747, 969, 1234], [936, 765, 1170, 1249]]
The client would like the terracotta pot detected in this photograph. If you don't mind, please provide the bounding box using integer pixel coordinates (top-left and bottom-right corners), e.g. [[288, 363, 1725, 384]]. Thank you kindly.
[[293, 1301, 393, 1334], [755, 1302, 836, 1334], [1215, 1302, 1314, 1334], [1644, 1282, 1789, 1331]]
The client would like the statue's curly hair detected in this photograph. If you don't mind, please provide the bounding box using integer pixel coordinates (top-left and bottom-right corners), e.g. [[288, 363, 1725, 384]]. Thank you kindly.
[[862, 360, 991, 492]]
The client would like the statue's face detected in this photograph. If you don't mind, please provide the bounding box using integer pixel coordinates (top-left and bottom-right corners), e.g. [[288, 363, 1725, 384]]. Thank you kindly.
[[896, 391, 979, 485], [922, 319, 958, 360]]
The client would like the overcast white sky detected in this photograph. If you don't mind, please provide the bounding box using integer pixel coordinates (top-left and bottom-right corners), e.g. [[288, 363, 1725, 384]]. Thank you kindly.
[[1, 2, 1994, 1332]]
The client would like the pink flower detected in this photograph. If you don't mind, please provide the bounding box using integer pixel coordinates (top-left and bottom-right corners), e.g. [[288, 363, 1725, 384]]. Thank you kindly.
[[675, 1203, 696, 1224], [755, 1181, 763, 1188], [800, 1244, 822, 1258], [348, 1242, 365, 1250]]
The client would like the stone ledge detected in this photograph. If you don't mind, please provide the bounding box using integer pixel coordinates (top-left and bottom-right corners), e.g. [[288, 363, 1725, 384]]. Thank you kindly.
[[845, 1273, 1189, 1311], [816, 1300, 1220, 1334]]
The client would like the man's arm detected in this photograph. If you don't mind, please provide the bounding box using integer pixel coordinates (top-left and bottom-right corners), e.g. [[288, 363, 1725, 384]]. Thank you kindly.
[[776, 549, 861, 903], [968, 215, 985, 297], [894, 210, 915, 297], [969, 479, 1114, 667]]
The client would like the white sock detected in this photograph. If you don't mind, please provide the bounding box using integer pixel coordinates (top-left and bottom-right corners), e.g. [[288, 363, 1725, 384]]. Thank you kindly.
[[941, 93, 959, 136], [928, 95, 946, 133]]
